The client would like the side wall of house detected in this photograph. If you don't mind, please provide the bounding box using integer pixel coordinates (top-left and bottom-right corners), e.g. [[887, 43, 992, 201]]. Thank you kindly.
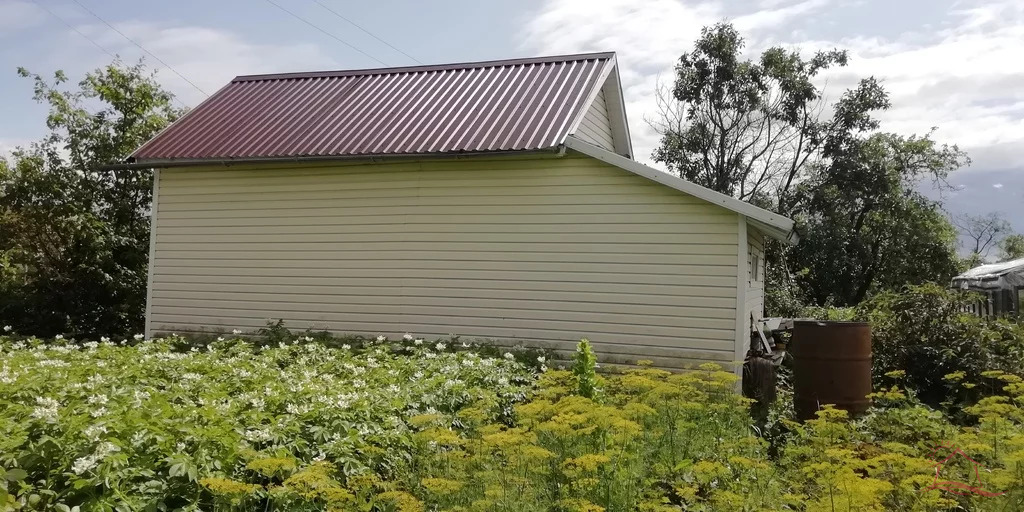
[[572, 89, 615, 151], [148, 154, 741, 370], [742, 227, 766, 355]]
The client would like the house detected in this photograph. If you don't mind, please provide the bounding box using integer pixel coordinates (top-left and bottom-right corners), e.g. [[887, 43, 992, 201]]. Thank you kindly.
[[120, 52, 797, 371], [952, 257, 1024, 317]]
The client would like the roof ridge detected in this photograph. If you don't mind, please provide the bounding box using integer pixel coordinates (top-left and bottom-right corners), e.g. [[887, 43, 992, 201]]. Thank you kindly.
[[232, 51, 616, 82]]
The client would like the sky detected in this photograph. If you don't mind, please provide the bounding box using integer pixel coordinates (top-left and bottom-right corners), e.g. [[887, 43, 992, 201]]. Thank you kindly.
[[0, 0, 1021, 242]]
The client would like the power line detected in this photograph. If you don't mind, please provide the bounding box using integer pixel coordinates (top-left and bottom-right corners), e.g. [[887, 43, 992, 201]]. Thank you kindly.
[[311, 0, 422, 64], [27, 0, 120, 63], [68, 0, 209, 98], [263, 0, 389, 67]]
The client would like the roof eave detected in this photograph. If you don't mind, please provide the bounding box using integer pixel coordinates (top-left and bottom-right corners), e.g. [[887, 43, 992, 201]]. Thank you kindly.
[[101, 147, 566, 171], [232, 52, 618, 81], [563, 136, 798, 245]]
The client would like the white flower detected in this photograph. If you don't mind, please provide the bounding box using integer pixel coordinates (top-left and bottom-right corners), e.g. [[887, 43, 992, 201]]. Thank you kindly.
[[303, 336, 313, 342], [540, 365, 548, 372], [30, 397, 59, 423], [232, 329, 242, 335], [90, 407, 108, 418], [414, 339, 423, 346], [461, 342, 471, 348], [537, 356, 546, 364], [84, 423, 107, 441], [341, 344, 351, 350], [504, 352, 515, 360], [99, 336, 110, 343], [217, 336, 224, 341], [133, 334, 144, 341], [243, 428, 272, 443], [376, 335, 387, 342], [54, 334, 64, 340], [435, 343, 447, 351], [2, 325, 10, 332], [403, 333, 413, 341], [72, 455, 99, 475]]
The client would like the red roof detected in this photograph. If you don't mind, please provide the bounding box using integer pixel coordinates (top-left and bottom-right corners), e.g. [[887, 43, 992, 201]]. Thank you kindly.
[[131, 53, 616, 163]]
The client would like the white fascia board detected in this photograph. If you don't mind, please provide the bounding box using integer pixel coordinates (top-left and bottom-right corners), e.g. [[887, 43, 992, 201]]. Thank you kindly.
[[602, 59, 633, 158], [563, 59, 617, 140], [564, 136, 797, 244]]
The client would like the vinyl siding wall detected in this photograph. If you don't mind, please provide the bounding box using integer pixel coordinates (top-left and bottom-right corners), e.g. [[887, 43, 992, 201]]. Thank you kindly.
[[572, 90, 615, 151], [743, 228, 766, 355], [149, 153, 741, 370]]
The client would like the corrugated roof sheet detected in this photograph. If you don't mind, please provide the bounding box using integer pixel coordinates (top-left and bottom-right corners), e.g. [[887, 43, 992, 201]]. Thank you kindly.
[[955, 257, 1024, 279], [131, 52, 615, 163]]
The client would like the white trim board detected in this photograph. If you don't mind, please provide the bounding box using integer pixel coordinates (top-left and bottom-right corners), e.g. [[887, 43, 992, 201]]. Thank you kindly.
[[563, 59, 617, 144], [734, 216, 748, 376], [563, 136, 798, 244], [144, 169, 159, 339], [563, 57, 633, 159]]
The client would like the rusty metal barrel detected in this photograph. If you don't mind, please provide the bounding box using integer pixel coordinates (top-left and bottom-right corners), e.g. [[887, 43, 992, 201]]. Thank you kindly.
[[791, 321, 872, 421]]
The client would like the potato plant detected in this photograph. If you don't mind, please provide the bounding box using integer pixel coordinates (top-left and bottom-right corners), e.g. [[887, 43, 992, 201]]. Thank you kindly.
[[0, 335, 532, 511]]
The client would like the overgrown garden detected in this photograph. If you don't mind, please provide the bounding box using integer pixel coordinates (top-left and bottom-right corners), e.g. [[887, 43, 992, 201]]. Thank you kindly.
[[2, 299, 1023, 511]]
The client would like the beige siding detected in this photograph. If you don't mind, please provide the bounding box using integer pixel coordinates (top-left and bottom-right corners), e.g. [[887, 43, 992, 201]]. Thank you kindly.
[[573, 90, 614, 150], [149, 154, 740, 369], [745, 227, 766, 336]]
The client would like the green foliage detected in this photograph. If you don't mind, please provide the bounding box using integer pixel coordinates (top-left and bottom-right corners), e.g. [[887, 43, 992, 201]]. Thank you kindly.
[[0, 62, 181, 338], [652, 23, 864, 208], [571, 338, 600, 399], [0, 334, 533, 510], [998, 234, 1024, 261], [791, 132, 966, 306], [655, 24, 967, 309], [855, 283, 1024, 417], [3, 335, 1024, 510]]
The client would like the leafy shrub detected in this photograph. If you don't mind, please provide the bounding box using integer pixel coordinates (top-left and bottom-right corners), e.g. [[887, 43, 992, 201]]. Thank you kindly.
[[3, 334, 1024, 510], [854, 283, 1024, 418], [571, 338, 600, 399], [0, 334, 533, 510]]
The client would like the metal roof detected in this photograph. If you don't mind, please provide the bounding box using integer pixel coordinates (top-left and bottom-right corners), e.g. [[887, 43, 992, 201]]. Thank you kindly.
[[131, 52, 616, 163], [954, 257, 1024, 280]]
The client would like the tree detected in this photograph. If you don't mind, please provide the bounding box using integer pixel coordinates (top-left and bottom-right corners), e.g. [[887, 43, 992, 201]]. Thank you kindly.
[[650, 22, 889, 214], [998, 234, 1024, 261], [0, 62, 181, 338], [654, 23, 969, 310], [790, 132, 966, 305], [954, 212, 1010, 258]]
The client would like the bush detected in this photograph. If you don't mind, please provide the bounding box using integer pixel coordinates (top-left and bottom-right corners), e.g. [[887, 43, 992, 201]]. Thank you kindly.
[[0, 335, 533, 510], [3, 334, 1024, 510], [855, 284, 1024, 418]]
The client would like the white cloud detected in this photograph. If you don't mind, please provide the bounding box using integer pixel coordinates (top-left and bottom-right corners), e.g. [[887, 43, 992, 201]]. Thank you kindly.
[[732, 0, 831, 32], [522, 0, 724, 166], [48, 21, 339, 107], [0, 0, 44, 34], [522, 0, 1024, 171], [993, 183, 1003, 188]]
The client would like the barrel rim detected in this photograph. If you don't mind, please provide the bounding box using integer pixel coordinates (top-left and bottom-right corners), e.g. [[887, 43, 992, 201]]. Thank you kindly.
[[793, 320, 870, 327]]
